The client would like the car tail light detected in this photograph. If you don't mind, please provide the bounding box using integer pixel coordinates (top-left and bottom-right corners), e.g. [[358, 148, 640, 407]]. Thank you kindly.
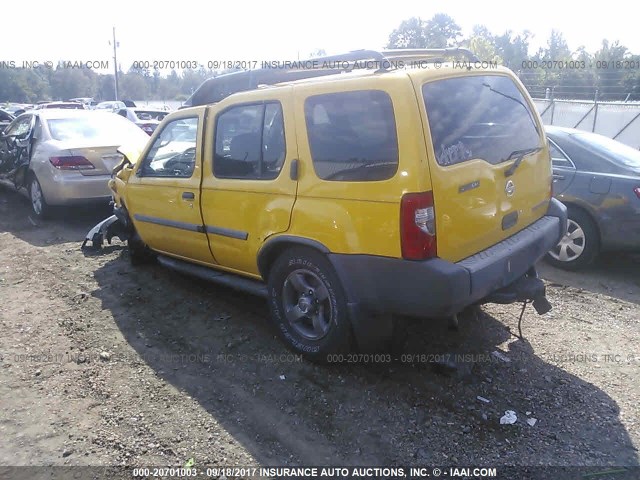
[[634, 186, 640, 199], [140, 124, 155, 135], [400, 191, 437, 260], [49, 156, 95, 170]]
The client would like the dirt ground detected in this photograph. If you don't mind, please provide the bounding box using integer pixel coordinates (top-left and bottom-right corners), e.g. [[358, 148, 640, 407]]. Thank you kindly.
[[1, 185, 639, 476]]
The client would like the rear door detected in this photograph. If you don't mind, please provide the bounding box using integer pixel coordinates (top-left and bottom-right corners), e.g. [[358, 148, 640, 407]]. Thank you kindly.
[[418, 74, 551, 262], [200, 89, 298, 277], [125, 110, 214, 264]]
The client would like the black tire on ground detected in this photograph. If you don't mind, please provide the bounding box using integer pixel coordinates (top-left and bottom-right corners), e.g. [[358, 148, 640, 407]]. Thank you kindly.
[[545, 207, 600, 270], [128, 231, 155, 266], [28, 173, 50, 220], [267, 247, 353, 362]]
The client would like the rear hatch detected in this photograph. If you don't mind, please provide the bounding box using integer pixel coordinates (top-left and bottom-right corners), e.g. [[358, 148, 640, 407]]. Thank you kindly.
[[418, 73, 551, 262]]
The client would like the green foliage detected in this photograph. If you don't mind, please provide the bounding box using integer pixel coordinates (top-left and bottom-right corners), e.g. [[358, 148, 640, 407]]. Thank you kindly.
[[387, 14, 461, 49], [0, 63, 218, 103], [388, 16, 640, 101]]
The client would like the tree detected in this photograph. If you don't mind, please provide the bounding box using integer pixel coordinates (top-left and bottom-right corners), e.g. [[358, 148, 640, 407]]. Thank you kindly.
[[425, 14, 462, 48], [120, 72, 149, 100], [387, 17, 427, 49], [464, 25, 501, 62], [541, 30, 571, 62], [494, 30, 531, 69], [387, 14, 461, 49], [308, 49, 327, 58], [594, 40, 629, 100], [50, 67, 96, 100]]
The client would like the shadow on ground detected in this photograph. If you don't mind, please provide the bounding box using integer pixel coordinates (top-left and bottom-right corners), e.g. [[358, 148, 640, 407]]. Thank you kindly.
[[538, 253, 640, 305], [0, 185, 112, 247], [89, 252, 639, 471]]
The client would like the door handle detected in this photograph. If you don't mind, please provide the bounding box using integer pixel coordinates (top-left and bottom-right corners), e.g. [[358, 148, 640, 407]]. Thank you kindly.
[[182, 192, 195, 200], [290, 158, 299, 180], [552, 174, 565, 180]]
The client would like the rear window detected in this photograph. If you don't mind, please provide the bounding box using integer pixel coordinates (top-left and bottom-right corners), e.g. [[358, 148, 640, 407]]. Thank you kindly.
[[134, 110, 168, 121], [422, 75, 541, 166], [47, 114, 147, 143], [305, 90, 398, 181]]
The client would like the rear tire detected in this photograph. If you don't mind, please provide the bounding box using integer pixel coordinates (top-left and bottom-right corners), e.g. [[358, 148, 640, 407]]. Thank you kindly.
[[546, 207, 599, 270], [267, 247, 352, 362], [28, 174, 50, 220]]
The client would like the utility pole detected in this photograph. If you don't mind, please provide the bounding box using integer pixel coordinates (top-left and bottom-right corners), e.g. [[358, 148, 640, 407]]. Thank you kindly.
[[112, 27, 119, 100]]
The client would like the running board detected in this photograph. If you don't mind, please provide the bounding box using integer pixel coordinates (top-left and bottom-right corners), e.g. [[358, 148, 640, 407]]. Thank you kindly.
[[157, 255, 268, 298]]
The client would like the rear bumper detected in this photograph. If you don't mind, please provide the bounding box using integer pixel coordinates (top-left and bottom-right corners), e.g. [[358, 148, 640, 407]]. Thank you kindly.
[[37, 169, 112, 206], [329, 198, 567, 318]]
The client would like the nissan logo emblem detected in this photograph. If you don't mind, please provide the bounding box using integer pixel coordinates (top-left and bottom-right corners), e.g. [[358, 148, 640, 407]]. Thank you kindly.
[[505, 180, 515, 197]]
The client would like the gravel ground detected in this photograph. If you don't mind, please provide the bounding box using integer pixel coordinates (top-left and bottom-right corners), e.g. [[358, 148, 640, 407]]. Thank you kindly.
[[0, 186, 638, 478]]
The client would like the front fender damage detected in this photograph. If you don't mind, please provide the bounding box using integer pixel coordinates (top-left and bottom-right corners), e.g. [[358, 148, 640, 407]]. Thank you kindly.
[[81, 214, 129, 249]]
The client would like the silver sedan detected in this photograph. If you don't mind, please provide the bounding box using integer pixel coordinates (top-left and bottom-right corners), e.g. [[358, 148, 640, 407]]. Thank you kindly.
[[0, 109, 149, 218]]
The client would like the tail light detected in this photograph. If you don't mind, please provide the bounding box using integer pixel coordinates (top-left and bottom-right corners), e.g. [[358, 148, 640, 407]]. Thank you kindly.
[[401, 191, 437, 260], [634, 187, 640, 199], [49, 156, 95, 170], [140, 124, 155, 135]]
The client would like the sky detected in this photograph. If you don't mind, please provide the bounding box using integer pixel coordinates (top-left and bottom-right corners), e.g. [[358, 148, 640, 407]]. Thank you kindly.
[[2, 0, 638, 72]]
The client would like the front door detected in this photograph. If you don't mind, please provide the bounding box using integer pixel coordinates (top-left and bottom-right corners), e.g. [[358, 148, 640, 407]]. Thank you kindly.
[[126, 111, 214, 265]]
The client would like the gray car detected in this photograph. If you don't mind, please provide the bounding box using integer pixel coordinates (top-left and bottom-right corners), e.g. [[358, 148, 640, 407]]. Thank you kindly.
[[0, 110, 149, 219], [545, 126, 640, 269]]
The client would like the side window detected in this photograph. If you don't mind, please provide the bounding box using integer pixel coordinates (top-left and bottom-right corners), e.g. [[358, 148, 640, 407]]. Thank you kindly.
[[304, 90, 398, 181], [138, 117, 198, 178], [213, 102, 286, 180], [549, 141, 574, 168]]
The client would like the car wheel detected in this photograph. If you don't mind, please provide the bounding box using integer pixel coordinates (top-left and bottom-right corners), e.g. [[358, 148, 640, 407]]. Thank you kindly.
[[546, 207, 599, 270], [267, 247, 353, 362], [128, 231, 155, 266], [28, 174, 50, 219]]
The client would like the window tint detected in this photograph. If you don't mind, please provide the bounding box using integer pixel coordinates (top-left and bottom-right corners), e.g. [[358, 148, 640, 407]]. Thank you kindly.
[[304, 90, 398, 181], [139, 117, 198, 178], [549, 141, 573, 168], [214, 102, 285, 180], [423, 76, 541, 166]]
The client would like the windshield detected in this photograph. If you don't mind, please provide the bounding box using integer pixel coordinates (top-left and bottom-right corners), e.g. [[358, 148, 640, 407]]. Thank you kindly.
[[47, 114, 148, 143], [573, 132, 640, 170], [422, 75, 542, 166]]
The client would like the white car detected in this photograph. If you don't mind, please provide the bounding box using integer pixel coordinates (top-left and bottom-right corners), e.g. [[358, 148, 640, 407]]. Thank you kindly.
[[0, 109, 149, 218], [95, 101, 127, 112], [116, 107, 170, 135]]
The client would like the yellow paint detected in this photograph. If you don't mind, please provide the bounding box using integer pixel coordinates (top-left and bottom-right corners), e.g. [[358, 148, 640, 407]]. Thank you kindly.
[[109, 64, 550, 279]]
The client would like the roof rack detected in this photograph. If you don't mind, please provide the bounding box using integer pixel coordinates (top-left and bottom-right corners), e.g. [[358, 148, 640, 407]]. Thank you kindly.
[[382, 48, 480, 63], [182, 48, 480, 108]]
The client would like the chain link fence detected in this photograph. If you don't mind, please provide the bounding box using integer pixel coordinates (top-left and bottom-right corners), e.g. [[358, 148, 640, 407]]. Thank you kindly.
[[533, 98, 640, 149]]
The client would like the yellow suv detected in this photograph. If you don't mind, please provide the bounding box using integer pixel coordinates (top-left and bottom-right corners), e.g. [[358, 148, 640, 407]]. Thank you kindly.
[[85, 49, 567, 362]]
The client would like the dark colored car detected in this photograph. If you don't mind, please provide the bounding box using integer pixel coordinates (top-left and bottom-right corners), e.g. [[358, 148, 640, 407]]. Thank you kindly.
[[545, 126, 640, 269]]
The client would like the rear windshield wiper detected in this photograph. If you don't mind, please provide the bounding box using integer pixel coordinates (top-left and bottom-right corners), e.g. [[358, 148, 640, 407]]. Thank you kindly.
[[503, 147, 542, 177], [482, 83, 540, 135]]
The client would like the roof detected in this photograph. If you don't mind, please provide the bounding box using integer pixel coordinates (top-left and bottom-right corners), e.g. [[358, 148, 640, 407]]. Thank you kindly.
[[183, 48, 502, 107]]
